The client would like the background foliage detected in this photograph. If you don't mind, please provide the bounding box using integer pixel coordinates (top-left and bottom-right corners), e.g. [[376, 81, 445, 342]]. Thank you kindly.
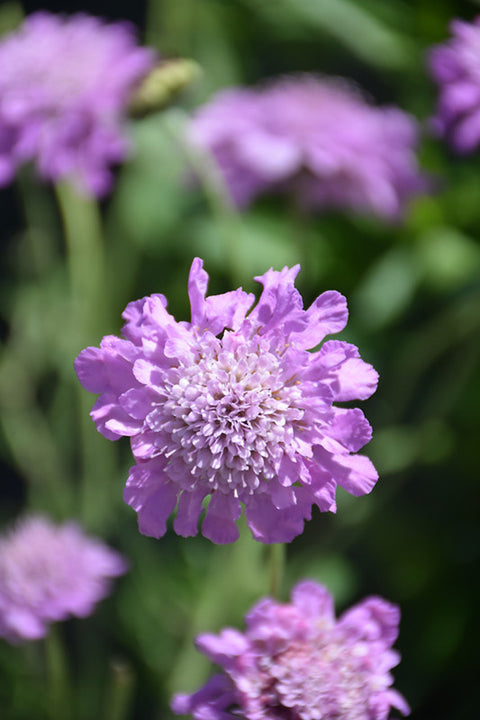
[[1, 1, 479, 719]]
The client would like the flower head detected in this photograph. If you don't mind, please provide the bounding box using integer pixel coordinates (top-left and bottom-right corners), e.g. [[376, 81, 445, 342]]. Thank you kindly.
[[75, 258, 378, 545], [428, 17, 480, 153], [0, 12, 155, 195], [172, 580, 409, 720], [189, 75, 425, 219], [0, 515, 127, 643]]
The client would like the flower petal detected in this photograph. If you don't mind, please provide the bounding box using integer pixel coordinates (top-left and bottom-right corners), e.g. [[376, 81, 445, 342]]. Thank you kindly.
[[124, 460, 178, 538], [290, 291, 348, 350], [202, 492, 241, 544], [291, 581, 335, 623], [174, 488, 207, 537]]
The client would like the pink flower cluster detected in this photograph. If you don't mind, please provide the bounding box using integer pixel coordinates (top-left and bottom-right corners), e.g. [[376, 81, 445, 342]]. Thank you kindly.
[[0, 12, 154, 195], [172, 580, 409, 720], [76, 258, 378, 545], [0, 516, 127, 643], [428, 16, 480, 153], [190, 75, 426, 219]]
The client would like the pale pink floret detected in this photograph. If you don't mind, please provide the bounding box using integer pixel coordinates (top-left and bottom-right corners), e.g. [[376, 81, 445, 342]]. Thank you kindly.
[[0, 516, 127, 644], [75, 258, 379, 544], [172, 580, 410, 720], [0, 12, 155, 195]]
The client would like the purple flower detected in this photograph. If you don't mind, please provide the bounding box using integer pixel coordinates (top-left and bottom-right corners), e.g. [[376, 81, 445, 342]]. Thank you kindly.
[[189, 75, 426, 219], [428, 17, 480, 153], [0, 12, 155, 195], [75, 258, 379, 545], [0, 515, 127, 643], [172, 580, 410, 720]]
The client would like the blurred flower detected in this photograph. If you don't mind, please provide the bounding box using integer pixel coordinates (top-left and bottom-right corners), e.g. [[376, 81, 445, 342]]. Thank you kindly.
[[75, 258, 378, 545], [0, 12, 155, 195], [428, 17, 480, 153], [189, 75, 426, 219], [172, 579, 410, 720], [0, 515, 127, 643]]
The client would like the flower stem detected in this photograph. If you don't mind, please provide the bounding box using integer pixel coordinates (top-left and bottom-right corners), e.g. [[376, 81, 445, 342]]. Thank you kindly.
[[269, 543, 285, 599], [54, 181, 115, 529], [54, 181, 105, 342], [162, 107, 245, 286], [104, 660, 135, 720], [45, 626, 71, 720]]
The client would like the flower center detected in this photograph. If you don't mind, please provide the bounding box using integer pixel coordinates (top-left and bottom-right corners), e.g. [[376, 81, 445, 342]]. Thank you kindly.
[[262, 633, 371, 720], [147, 332, 304, 495]]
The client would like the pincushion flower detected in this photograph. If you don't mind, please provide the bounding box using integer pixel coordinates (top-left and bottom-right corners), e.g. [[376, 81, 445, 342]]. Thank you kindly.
[[0, 516, 127, 644], [0, 12, 155, 195], [172, 580, 410, 720], [189, 75, 425, 219], [75, 258, 379, 545], [428, 17, 480, 153]]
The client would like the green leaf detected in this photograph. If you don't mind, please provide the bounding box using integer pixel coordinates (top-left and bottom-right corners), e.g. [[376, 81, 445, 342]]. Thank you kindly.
[[415, 226, 480, 290], [354, 246, 420, 328], [243, 0, 414, 69]]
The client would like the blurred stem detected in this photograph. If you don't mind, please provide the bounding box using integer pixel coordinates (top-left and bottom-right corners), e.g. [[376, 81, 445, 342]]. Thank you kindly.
[[16, 170, 60, 278], [45, 626, 71, 720], [54, 182, 114, 528], [269, 543, 285, 598], [54, 182, 105, 341], [162, 108, 244, 286], [104, 660, 135, 720], [289, 201, 313, 285]]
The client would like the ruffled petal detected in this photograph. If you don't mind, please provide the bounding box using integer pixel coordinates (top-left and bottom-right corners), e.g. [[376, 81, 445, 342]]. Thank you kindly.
[[290, 291, 348, 350], [202, 492, 242, 544], [204, 289, 255, 335], [247, 265, 304, 337], [171, 674, 237, 720], [189, 257, 210, 327], [119, 387, 156, 420], [315, 447, 378, 497], [133, 358, 165, 387], [306, 340, 378, 400], [174, 487, 207, 537], [90, 393, 141, 439], [339, 597, 401, 646], [124, 460, 178, 538], [75, 335, 138, 394], [196, 629, 249, 665], [244, 493, 310, 543], [328, 407, 373, 453], [291, 580, 335, 623]]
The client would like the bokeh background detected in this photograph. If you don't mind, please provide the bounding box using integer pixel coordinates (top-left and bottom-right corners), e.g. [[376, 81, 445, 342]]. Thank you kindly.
[[1, 1, 479, 719]]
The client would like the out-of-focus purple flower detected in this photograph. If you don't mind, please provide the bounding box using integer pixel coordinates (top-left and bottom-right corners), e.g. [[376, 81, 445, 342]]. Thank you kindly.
[[189, 75, 426, 219], [75, 258, 379, 545], [172, 580, 410, 720], [428, 17, 480, 153], [0, 515, 127, 643], [0, 12, 155, 195]]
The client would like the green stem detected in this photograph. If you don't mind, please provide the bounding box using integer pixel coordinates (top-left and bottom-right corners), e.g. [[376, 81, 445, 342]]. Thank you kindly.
[[54, 181, 115, 529], [54, 182, 105, 342], [269, 543, 285, 599], [104, 660, 135, 720], [45, 626, 71, 720], [162, 108, 244, 286]]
